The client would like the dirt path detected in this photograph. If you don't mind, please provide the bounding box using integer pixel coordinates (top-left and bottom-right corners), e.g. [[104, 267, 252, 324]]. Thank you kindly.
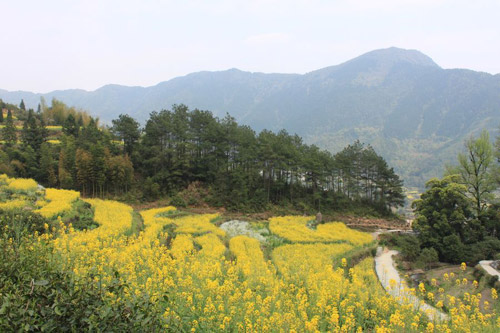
[[479, 260, 500, 281], [375, 247, 449, 322]]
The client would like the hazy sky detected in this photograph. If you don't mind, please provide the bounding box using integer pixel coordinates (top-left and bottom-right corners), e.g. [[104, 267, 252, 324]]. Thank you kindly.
[[1, 0, 499, 93]]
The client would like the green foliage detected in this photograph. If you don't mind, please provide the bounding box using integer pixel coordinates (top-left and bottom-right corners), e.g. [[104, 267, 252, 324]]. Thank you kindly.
[[398, 235, 421, 262], [412, 176, 474, 263], [413, 128, 500, 265], [465, 237, 500, 264], [170, 194, 187, 208], [142, 177, 160, 201], [2, 99, 403, 215], [379, 233, 421, 262], [416, 247, 438, 269], [449, 130, 495, 218], [62, 113, 79, 137], [60, 199, 98, 231], [111, 114, 140, 156], [42, 98, 91, 126], [0, 211, 167, 331], [39, 142, 58, 186], [441, 234, 465, 263], [20, 109, 47, 152], [1, 110, 17, 146], [138, 106, 403, 214], [0, 210, 48, 245]]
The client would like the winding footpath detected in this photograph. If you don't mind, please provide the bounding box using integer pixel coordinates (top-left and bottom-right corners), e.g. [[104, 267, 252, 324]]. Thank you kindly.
[[374, 247, 449, 322], [479, 260, 500, 281]]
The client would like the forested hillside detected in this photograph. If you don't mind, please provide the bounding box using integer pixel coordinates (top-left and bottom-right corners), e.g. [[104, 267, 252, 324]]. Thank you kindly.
[[2, 48, 499, 188], [0, 100, 403, 215]]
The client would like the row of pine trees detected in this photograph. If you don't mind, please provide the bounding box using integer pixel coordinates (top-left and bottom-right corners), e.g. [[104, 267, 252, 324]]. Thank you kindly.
[[1, 99, 404, 213]]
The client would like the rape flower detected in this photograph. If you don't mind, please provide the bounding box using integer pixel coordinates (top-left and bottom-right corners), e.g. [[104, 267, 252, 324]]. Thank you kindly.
[[419, 282, 425, 294]]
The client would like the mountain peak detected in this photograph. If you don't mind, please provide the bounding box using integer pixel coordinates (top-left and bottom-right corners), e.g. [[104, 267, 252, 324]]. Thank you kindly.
[[351, 47, 440, 68]]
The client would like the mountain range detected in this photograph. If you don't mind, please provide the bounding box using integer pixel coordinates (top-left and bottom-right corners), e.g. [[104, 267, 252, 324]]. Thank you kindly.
[[2, 47, 499, 189]]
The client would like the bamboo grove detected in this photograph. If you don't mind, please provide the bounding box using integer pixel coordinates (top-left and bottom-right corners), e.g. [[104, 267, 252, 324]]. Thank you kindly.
[[0, 99, 404, 213]]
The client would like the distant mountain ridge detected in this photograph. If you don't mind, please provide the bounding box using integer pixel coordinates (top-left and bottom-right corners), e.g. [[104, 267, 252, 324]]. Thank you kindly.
[[2, 47, 500, 188]]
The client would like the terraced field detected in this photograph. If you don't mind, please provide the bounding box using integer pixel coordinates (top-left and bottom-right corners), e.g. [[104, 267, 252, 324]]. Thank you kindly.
[[1, 175, 499, 332]]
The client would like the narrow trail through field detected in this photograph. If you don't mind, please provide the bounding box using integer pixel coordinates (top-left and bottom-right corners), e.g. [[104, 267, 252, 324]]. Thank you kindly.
[[374, 247, 449, 322], [479, 260, 500, 281]]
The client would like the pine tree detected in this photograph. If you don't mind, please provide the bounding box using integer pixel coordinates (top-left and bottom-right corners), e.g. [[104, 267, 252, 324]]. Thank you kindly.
[[58, 136, 76, 189], [2, 110, 17, 146], [111, 114, 140, 156], [90, 144, 107, 197], [19, 99, 26, 111], [21, 109, 44, 151], [63, 114, 79, 137], [75, 148, 92, 195], [39, 143, 57, 186]]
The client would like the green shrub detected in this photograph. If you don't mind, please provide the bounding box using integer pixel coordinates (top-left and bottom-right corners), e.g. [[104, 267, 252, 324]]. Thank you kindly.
[[142, 177, 160, 201], [0, 222, 167, 331], [0, 209, 49, 245], [416, 247, 439, 270], [441, 234, 465, 263], [397, 235, 421, 261], [60, 200, 98, 231], [466, 237, 500, 264], [170, 195, 187, 208], [380, 233, 421, 261]]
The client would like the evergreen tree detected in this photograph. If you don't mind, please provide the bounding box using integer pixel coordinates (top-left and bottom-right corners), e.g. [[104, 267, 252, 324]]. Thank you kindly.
[[63, 114, 79, 137], [58, 136, 76, 189], [111, 114, 140, 156], [79, 118, 102, 149], [19, 99, 26, 111], [90, 144, 107, 197], [39, 143, 57, 186], [2, 110, 17, 146], [21, 145, 38, 179], [75, 148, 92, 195], [21, 109, 44, 151]]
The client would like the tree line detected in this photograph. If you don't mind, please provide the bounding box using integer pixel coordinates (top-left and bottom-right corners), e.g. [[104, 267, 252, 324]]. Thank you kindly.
[[1, 99, 404, 214]]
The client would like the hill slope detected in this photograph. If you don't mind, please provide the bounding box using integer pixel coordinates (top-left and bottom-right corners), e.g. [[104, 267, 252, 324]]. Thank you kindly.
[[2, 47, 500, 188]]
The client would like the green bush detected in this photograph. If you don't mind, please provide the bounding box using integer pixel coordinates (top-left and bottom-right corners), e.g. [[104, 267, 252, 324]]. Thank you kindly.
[[379, 233, 421, 261], [60, 200, 98, 231], [0, 209, 49, 245], [142, 177, 160, 201], [397, 235, 421, 262], [416, 247, 439, 270], [441, 234, 465, 263], [0, 217, 167, 331], [466, 237, 500, 264], [170, 195, 187, 208]]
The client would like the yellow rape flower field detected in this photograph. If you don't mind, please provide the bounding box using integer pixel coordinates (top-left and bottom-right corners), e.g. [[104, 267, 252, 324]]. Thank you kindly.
[[4, 176, 38, 192], [2, 175, 500, 332], [35, 188, 80, 218]]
